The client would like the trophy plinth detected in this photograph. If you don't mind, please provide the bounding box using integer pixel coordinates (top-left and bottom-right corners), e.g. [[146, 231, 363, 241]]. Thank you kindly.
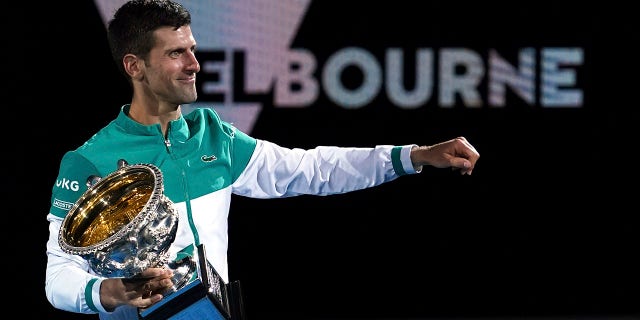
[[58, 161, 241, 319], [139, 244, 240, 320]]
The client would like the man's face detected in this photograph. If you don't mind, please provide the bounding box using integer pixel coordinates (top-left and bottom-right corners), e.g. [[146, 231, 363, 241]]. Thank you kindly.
[[142, 25, 200, 106]]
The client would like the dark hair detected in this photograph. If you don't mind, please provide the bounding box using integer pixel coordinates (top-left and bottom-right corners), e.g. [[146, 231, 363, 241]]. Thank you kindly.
[[107, 0, 191, 81]]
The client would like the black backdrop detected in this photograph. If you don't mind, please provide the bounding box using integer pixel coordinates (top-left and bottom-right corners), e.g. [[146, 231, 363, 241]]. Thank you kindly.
[[6, 1, 638, 319]]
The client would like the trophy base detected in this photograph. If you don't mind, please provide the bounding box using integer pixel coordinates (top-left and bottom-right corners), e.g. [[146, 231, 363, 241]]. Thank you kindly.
[[139, 244, 245, 320]]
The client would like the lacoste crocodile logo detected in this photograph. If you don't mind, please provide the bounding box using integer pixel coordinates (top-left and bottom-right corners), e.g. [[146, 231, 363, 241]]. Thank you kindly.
[[201, 155, 217, 162]]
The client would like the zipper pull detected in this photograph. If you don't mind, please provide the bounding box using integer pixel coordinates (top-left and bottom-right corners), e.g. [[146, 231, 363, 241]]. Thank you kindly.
[[165, 139, 172, 147]]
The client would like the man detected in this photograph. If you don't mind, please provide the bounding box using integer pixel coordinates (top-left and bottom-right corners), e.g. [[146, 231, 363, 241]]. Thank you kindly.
[[45, 0, 480, 319]]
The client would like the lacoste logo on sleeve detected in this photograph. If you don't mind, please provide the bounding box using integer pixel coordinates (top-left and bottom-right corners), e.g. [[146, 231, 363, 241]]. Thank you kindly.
[[201, 154, 218, 162]]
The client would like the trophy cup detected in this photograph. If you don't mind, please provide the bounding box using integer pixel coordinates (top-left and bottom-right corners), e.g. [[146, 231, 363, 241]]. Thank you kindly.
[[58, 160, 242, 319]]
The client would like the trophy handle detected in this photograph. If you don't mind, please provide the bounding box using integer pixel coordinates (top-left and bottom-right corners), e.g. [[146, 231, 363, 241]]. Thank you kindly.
[[165, 256, 198, 295]]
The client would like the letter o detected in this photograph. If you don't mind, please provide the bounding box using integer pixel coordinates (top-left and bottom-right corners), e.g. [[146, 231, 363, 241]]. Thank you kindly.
[[322, 47, 382, 109]]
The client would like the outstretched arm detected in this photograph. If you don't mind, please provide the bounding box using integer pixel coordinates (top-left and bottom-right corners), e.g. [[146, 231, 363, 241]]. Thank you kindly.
[[410, 136, 480, 175]]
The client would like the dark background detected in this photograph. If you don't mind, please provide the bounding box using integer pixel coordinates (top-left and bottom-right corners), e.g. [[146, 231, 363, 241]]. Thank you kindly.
[[6, 1, 638, 319]]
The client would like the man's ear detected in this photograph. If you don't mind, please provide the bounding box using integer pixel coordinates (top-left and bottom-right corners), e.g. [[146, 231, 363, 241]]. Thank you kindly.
[[123, 54, 144, 80]]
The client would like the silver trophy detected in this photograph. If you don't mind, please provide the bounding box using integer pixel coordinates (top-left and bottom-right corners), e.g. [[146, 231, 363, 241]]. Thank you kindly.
[[58, 160, 237, 319], [58, 160, 195, 289]]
